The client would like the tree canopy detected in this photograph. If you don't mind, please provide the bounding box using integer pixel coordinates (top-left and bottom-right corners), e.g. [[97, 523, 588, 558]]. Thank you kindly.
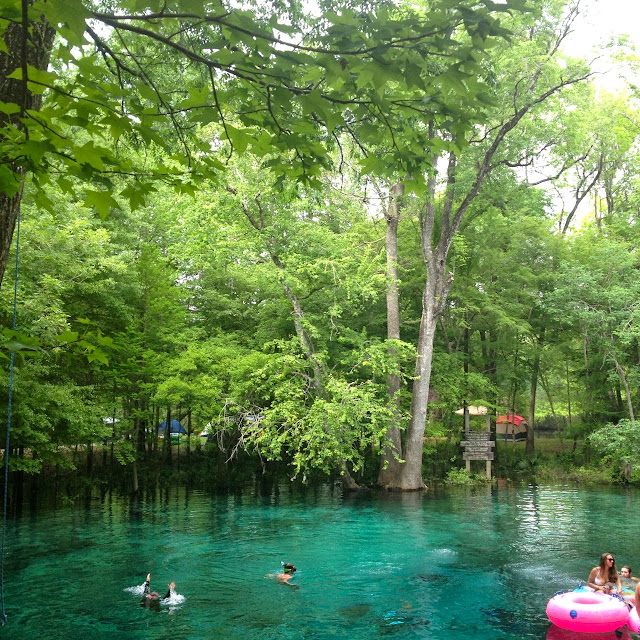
[[2, 0, 640, 488]]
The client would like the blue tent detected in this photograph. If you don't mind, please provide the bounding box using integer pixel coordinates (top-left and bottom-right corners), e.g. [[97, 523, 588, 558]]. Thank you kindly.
[[158, 419, 187, 434]]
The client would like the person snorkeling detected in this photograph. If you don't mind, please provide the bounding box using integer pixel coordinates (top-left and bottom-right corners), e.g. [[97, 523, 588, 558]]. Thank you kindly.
[[267, 562, 297, 584]]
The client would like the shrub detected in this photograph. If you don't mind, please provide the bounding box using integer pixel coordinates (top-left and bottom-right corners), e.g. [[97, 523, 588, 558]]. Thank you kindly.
[[444, 468, 488, 486]]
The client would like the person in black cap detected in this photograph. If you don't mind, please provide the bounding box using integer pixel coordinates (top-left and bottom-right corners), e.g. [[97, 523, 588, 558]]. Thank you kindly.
[[267, 562, 297, 584]]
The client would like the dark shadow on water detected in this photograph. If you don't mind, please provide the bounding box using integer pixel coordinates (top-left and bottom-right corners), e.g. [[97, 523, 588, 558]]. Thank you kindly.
[[338, 603, 371, 619], [483, 604, 548, 637], [377, 609, 431, 635]]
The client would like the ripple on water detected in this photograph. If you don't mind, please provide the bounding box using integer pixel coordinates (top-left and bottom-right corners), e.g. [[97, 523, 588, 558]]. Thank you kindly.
[[4, 484, 640, 640]]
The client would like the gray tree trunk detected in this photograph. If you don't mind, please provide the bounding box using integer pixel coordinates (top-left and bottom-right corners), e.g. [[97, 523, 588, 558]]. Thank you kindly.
[[393, 158, 454, 490], [378, 181, 405, 488], [527, 353, 539, 455]]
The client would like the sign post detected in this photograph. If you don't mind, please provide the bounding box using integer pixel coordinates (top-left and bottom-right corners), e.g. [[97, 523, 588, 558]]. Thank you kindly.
[[458, 406, 493, 480]]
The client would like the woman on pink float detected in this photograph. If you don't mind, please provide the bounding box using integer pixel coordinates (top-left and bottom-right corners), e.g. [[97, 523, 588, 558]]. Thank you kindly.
[[546, 589, 629, 633], [587, 553, 622, 594], [546, 554, 629, 633]]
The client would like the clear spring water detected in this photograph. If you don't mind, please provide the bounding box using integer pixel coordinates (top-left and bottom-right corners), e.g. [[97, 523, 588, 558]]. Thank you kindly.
[[3, 482, 640, 640]]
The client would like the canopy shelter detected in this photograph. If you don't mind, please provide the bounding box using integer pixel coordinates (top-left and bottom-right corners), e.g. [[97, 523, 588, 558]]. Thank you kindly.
[[496, 414, 527, 441], [158, 418, 187, 435], [454, 405, 488, 417]]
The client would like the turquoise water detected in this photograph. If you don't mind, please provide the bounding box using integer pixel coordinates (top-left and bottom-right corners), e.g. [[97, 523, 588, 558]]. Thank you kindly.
[[3, 483, 640, 640]]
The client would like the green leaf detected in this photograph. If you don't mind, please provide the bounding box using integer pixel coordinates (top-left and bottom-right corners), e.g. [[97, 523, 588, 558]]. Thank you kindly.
[[0, 100, 20, 115], [355, 65, 375, 91], [73, 142, 106, 170], [56, 176, 75, 194], [55, 330, 79, 344], [87, 350, 109, 365], [137, 83, 160, 103], [178, 0, 206, 16], [7, 65, 57, 88], [0, 165, 21, 198], [5, 340, 37, 354], [39, 0, 89, 45], [32, 189, 56, 215], [120, 184, 148, 211], [101, 113, 132, 140], [226, 125, 251, 154], [84, 189, 120, 220]]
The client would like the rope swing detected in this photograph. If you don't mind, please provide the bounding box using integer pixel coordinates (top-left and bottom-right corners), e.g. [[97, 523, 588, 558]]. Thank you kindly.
[[0, 205, 22, 626]]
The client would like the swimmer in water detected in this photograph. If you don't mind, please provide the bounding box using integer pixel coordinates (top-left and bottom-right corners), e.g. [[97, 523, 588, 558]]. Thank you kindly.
[[620, 566, 639, 606], [141, 573, 176, 608], [267, 562, 297, 584]]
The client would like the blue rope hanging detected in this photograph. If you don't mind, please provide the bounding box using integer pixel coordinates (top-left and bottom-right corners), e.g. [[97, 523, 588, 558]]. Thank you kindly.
[[0, 205, 22, 626]]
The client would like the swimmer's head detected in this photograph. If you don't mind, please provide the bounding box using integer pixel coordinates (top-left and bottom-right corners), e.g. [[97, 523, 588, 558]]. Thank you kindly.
[[621, 566, 632, 578], [282, 563, 296, 574]]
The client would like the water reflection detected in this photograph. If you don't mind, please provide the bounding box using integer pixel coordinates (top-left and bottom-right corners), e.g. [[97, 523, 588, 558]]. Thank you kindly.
[[2, 482, 640, 640]]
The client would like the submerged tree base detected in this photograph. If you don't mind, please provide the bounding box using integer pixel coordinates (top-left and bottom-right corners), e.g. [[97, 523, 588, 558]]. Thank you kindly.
[[1, 434, 633, 513]]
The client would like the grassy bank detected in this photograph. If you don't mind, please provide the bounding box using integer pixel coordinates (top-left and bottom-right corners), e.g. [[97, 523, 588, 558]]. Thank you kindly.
[[440, 434, 627, 486]]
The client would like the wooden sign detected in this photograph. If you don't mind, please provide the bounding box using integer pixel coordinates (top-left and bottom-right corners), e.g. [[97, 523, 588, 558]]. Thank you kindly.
[[461, 432, 494, 461], [463, 452, 495, 461]]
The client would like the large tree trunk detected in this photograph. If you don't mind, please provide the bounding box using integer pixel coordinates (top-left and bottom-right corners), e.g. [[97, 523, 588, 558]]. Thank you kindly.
[[399, 289, 440, 489], [0, 186, 24, 287], [391, 157, 453, 490], [614, 358, 635, 422], [378, 181, 405, 488], [527, 352, 539, 455], [0, 6, 55, 286], [527, 329, 544, 454], [164, 407, 172, 464]]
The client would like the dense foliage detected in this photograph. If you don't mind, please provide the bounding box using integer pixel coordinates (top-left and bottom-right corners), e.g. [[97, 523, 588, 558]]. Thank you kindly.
[[1, 0, 640, 488]]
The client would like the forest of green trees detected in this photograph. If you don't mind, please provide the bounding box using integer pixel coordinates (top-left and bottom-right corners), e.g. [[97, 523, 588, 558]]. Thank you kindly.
[[1, 0, 640, 491]]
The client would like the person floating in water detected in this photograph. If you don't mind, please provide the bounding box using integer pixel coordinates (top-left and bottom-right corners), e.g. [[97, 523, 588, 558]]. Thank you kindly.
[[587, 553, 622, 594], [141, 573, 176, 608], [620, 566, 640, 606], [621, 566, 639, 583], [267, 562, 297, 584]]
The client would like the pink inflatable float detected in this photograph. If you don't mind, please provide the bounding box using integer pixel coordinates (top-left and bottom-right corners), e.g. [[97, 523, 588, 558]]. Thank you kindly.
[[546, 591, 629, 633], [628, 605, 640, 633], [547, 622, 631, 640]]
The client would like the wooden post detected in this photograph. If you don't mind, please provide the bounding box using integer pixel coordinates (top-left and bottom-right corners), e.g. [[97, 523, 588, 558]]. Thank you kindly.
[[465, 407, 471, 473], [485, 414, 492, 480]]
